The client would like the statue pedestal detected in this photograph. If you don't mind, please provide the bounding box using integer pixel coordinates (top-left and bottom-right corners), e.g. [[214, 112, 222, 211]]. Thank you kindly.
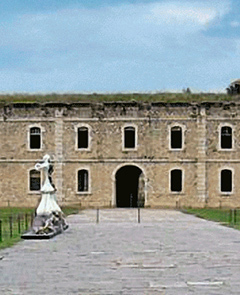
[[21, 214, 68, 240]]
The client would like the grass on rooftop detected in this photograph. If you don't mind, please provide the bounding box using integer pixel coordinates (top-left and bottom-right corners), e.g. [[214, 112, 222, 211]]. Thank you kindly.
[[0, 93, 238, 104]]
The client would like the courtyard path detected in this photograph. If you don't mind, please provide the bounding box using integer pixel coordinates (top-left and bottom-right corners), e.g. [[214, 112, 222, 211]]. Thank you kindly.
[[0, 209, 240, 294]]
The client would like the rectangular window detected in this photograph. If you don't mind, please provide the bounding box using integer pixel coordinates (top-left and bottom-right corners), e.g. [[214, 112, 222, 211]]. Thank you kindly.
[[124, 127, 135, 148], [30, 170, 41, 191], [78, 170, 89, 192], [221, 169, 232, 192], [221, 126, 232, 149], [30, 127, 41, 149], [170, 169, 182, 192], [171, 126, 182, 149], [78, 127, 88, 149]]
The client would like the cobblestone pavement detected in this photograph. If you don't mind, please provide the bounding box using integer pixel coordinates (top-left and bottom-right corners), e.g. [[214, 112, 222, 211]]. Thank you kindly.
[[1, 209, 240, 294]]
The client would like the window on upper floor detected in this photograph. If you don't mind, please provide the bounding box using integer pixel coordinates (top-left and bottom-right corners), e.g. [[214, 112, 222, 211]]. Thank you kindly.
[[78, 169, 89, 192], [170, 169, 182, 192], [29, 169, 41, 191], [220, 169, 232, 193], [170, 126, 182, 149], [30, 127, 41, 149], [124, 126, 136, 149], [221, 126, 232, 149], [78, 127, 89, 149]]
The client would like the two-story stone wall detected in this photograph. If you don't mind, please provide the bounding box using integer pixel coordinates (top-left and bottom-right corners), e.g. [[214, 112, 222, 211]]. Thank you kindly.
[[0, 101, 239, 208]]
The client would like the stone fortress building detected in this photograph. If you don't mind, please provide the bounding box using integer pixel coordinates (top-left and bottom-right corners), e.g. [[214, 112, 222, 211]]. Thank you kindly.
[[1, 90, 240, 209]]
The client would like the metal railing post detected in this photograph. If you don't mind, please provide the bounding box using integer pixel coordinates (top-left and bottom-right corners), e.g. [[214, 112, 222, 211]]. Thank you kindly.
[[234, 209, 237, 225], [25, 213, 28, 230], [96, 208, 99, 224], [31, 212, 34, 227], [229, 209, 232, 224], [9, 216, 13, 238], [18, 215, 21, 234], [0, 220, 2, 242]]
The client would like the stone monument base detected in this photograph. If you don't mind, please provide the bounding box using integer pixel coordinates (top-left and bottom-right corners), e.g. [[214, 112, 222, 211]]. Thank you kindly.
[[21, 212, 68, 240]]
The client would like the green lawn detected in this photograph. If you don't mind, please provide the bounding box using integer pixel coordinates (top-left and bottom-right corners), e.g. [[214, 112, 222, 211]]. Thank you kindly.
[[183, 208, 240, 229], [0, 207, 79, 249]]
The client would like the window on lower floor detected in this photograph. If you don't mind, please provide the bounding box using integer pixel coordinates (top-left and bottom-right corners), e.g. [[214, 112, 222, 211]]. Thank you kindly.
[[29, 170, 41, 191], [171, 126, 182, 149], [170, 169, 182, 192], [221, 169, 232, 193], [78, 169, 89, 192]]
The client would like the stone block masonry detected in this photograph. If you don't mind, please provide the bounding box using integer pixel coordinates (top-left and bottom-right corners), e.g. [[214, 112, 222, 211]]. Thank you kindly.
[[0, 100, 240, 208]]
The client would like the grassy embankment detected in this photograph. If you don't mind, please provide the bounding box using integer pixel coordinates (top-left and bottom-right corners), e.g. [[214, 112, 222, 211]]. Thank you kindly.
[[183, 208, 240, 230], [0, 207, 79, 250]]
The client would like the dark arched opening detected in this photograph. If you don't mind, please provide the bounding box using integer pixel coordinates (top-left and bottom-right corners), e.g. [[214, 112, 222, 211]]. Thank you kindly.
[[116, 165, 144, 208]]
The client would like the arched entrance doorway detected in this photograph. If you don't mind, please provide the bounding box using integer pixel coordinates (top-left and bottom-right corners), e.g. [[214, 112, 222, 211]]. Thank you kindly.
[[115, 165, 145, 208]]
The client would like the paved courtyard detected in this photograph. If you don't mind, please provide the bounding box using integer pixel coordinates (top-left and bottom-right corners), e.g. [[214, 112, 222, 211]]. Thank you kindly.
[[1, 209, 240, 294]]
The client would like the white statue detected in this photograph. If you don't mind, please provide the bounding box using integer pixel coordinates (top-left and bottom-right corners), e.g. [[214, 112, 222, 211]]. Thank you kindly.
[[21, 154, 68, 238], [35, 154, 61, 215]]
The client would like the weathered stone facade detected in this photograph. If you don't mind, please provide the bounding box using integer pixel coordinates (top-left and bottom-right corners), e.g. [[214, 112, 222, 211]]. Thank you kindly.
[[0, 101, 239, 208]]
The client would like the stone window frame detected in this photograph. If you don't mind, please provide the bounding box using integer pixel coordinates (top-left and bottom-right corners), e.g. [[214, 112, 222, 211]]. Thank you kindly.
[[74, 123, 92, 152], [168, 123, 186, 151], [169, 168, 184, 194], [219, 167, 234, 195], [28, 168, 41, 194], [122, 123, 138, 151], [218, 123, 235, 151], [27, 124, 45, 151], [76, 167, 91, 195]]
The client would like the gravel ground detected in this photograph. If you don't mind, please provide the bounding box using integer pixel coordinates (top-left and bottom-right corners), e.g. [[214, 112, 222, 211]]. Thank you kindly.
[[0, 209, 240, 294]]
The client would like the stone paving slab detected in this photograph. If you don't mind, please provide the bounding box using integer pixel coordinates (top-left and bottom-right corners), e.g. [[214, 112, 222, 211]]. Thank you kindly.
[[0, 209, 240, 294]]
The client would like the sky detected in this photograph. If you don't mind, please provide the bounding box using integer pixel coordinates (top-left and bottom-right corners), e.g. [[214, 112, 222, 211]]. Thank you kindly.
[[0, 0, 239, 93]]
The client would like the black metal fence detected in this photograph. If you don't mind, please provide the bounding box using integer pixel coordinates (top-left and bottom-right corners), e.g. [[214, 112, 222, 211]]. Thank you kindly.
[[0, 212, 34, 242]]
